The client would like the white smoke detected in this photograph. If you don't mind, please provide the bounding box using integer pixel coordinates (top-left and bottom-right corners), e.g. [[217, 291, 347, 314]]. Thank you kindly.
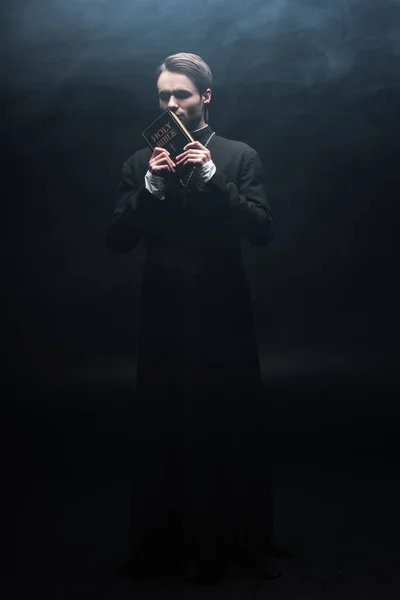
[[2, 0, 400, 120]]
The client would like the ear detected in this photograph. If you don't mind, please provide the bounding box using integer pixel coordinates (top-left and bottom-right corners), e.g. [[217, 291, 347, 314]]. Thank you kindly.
[[202, 88, 212, 105]]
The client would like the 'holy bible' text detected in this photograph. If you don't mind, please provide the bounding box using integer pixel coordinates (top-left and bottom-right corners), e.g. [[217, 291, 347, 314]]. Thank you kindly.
[[150, 121, 178, 148]]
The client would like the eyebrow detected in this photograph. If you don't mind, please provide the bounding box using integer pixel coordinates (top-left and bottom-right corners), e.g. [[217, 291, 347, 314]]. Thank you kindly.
[[158, 89, 192, 96]]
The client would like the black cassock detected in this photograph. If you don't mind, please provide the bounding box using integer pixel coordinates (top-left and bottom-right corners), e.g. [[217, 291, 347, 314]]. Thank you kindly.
[[106, 124, 275, 560]]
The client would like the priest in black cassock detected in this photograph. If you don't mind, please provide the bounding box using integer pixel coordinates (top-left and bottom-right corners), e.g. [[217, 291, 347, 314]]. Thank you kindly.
[[107, 53, 286, 584]]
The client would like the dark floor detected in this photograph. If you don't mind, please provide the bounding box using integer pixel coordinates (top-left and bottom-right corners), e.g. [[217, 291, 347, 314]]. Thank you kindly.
[[3, 371, 400, 598]]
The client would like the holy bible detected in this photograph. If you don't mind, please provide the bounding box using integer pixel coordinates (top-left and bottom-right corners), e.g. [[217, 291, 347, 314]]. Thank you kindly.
[[141, 109, 194, 161]]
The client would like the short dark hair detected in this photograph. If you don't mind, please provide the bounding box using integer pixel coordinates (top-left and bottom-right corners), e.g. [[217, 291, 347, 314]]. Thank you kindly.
[[156, 53, 212, 122]]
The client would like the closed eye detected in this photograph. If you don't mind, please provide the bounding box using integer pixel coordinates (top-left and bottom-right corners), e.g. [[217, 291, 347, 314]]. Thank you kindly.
[[159, 90, 192, 101]]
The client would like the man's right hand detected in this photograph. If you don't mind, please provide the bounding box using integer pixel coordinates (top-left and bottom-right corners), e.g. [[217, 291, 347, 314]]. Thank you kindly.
[[148, 147, 176, 178]]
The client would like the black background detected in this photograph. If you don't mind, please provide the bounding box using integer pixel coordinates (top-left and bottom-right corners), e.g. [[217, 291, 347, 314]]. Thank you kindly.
[[2, 0, 400, 596]]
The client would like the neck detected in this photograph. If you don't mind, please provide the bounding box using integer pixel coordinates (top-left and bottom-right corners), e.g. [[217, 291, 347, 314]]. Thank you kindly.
[[191, 124, 209, 134], [189, 116, 206, 132]]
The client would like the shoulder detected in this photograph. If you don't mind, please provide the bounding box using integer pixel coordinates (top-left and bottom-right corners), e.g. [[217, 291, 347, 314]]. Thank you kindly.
[[212, 134, 258, 159], [124, 146, 152, 169], [117, 147, 151, 184]]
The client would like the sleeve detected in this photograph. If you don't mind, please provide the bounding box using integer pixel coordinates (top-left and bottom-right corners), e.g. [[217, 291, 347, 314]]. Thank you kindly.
[[105, 159, 153, 253], [201, 149, 274, 246], [145, 170, 166, 200], [193, 160, 217, 190]]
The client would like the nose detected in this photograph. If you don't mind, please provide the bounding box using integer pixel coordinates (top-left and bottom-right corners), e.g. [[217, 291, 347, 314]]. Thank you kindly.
[[167, 95, 178, 110]]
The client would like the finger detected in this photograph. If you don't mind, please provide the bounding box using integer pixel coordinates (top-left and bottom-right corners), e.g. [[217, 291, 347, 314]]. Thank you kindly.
[[176, 154, 194, 167], [175, 152, 187, 165], [176, 158, 199, 168], [151, 164, 173, 175], [153, 155, 176, 169], [183, 141, 203, 151], [150, 159, 175, 174], [176, 150, 204, 163], [154, 146, 170, 154], [176, 153, 206, 166], [175, 150, 190, 161], [176, 155, 196, 166], [151, 165, 174, 175], [152, 147, 170, 158], [152, 156, 175, 167]]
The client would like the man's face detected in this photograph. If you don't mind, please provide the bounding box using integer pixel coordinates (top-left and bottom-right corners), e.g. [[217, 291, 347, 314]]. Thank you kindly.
[[157, 70, 210, 130]]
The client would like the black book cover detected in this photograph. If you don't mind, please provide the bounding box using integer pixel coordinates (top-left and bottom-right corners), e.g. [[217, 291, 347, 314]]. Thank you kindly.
[[141, 109, 194, 162]]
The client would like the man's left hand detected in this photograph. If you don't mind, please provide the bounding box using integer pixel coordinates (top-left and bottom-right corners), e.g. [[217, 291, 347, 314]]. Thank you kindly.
[[175, 141, 211, 168]]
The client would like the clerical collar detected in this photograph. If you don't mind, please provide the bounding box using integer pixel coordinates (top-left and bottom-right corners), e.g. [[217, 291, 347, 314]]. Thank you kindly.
[[189, 124, 209, 134], [189, 124, 214, 144]]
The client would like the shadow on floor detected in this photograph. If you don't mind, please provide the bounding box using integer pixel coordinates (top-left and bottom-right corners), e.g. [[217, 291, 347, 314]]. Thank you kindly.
[[3, 375, 400, 598]]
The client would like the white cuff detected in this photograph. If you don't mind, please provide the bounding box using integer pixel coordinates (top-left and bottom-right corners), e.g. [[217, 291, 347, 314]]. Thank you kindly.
[[145, 170, 166, 200], [194, 160, 217, 190]]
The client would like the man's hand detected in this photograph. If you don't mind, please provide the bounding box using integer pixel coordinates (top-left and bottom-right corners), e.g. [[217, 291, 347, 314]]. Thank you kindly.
[[175, 141, 211, 168], [148, 147, 176, 178]]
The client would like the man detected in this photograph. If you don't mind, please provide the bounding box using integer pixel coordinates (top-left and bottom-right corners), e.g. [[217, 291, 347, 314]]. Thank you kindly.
[[107, 53, 284, 584]]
